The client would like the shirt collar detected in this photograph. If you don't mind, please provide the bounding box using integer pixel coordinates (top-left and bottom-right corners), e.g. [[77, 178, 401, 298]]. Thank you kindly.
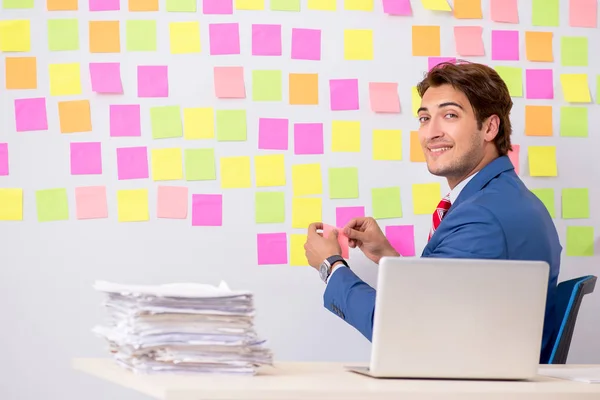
[[448, 172, 478, 204]]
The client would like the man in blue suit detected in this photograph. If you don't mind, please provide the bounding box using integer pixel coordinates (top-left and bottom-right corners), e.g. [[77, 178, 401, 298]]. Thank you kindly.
[[303, 61, 562, 363]]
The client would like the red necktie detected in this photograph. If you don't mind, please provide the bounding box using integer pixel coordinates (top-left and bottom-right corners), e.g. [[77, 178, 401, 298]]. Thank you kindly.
[[428, 195, 451, 241]]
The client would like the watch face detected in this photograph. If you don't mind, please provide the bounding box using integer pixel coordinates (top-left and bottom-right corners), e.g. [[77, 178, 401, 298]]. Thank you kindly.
[[319, 262, 329, 281]]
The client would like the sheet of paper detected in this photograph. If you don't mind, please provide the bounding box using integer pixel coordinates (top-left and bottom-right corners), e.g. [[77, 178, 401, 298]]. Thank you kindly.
[[70, 142, 102, 175], [14, 97, 48, 132], [453, 0, 482, 18], [157, 186, 188, 219], [329, 167, 359, 199], [331, 121, 360, 152], [369, 82, 400, 113], [412, 183, 441, 215], [525, 31, 553, 62], [49, 63, 81, 96], [110, 105, 141, 137], [216, 110, 247, 141], [252, 24, 281, 56], [532, 0, 559, 26], [569, 0, 597, 28], [411, 25, 440, 56], [214, 66, 245, 98], [271, 0, 299, 10], [566, 227, 595, 257], [526, 69, 554, 99], [329, 79, 359, 110], [116, 146, 149, 180], [562, 188, 589, 219], [220, 156, 251, 188], [257, 233, 288, 265], [344, 29, 373, 60], [36, 188, 69, 222], [167, 0, 196, 11], [5, 57, 36, 89], [0, 143, 8, 176], [291, 197, 321, 229], [385, 225, 415, 257], [129, 0, 158, 11], [494, 66, 522, 97], [89, 21, 121, 53], [0, 20, 31, 51], [184, 108, 214, 139], [90, 62, 123, 93], [150, 105, 182, 139], [185, 148, 216, 181], [323, 224, 349, 259], [508, 144, 520, 175], [170, 22, 201, 53], [410, 131, 426, 162], [289, 73, 318, 105], [255, 154, 285, 187], [561, 36, 587, 66], [75, 186, 108, 219], [258, 118, 288, 150], [151, 148, 183, 181], [411, 87, 421, 117], [371, 187, 402, 219], [138, 65, 168, 97], [307, 0, 335, 10], [491, 30, 519, 60], [58, 100, 92, 133], [373, 129, 402, 160], [453, 26, 484, 56], [382, 0, 411, 15], [525, 105, 552, 136], [3, 0, 34, 8], [428, 57, 456, 71], [292, 163, 322, 196], [336, 206, 365, 228], [192, 194, 222, 226], [560, 74, 591, 103], [0, 188, 23, 221], [291, 28, 321, 60], [203, 0, 233, 13], [89, 0, 120, 11], [255, 192, 285, 223], [117, 189, 149, 222], [252, 70, 282, 101], [290, 234, 309, 266], [528, 146, 557, 177], [420, 0, 450, 11], [345, 0, 373, 11], [530, 188, 555, 218], [47, 19, 79, 51], [235, 0, 263, 9], [294, 123, 323, 154], [126, 20, 157, 51], [490, 0, 518, 22], [209, 23, 240, 55], [560, 107, 588, 137]]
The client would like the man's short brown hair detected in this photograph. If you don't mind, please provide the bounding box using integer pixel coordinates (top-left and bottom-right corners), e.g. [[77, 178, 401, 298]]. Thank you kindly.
[[416, 60, 513, 156]]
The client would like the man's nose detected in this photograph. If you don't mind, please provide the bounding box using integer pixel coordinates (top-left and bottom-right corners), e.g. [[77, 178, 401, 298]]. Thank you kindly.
[[424, 117, 443, 140]]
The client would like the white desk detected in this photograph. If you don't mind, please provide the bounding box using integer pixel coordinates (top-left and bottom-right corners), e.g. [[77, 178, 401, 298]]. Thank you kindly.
[[72, 358, 600, 400]]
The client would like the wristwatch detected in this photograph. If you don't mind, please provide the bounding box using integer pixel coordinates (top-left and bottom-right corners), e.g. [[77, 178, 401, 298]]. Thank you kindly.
[[319, 255, 349, 283]]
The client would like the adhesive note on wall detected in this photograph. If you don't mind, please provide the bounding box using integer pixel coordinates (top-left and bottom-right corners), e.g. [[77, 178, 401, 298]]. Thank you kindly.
[[116, 146, 149, 180], [294, 123, 323, 155], [528, 146, 557, 177], [3, 0, 34, 8], [329, 167, 359, 199], [151, 148, 183, 181], [385, 225, 415, 257], [345, 0, 373, 11], [214, 66, 245, 98], [117, 189, 149, 222], [292, 163, 322, 196], [526, 69, 554, 99], [216, 110, 247, 141], [47, 19, 79, 51], [0, 20, 30, 51], [0, 188, 23, 221], [255, 191, 285, 223], [110, 105, 141, 137], [258, 118, 288, 150], [209, 23, 240, 55], [235, 0, 263, 9], [569, 0, 597, 28], [323, 224, 349, 259], [90, 62, 123, 93], [271, 0, 300, 10], [70, 142, 103, 175], [14, 98, 48, 132], [561, 36, 588, 67], [329, 79, 359, 111], [75, 186, 108, 220], [150, 106, 182, 139], [89, 21, 121, 53], [428, 57, 456, 71], [89, 0, 120, 10], [490, 0, 518, 23], [126, 20, 157, 51], [169, 22, 200, 54], [184, 108, 214, 139], [525, 105, 552, 136], [453, 0, 482, 18], [220, 156, 251, 188], [560, 74, 591, 103], [291, 197, 322, 229], [0, 143, 8, 176], [252, 70, 282, 101], [203, 0, 233, 13], [371, 187, 402, 219], [307, 0, 335, 10], [336, 206, 365, 228], [373, 129, 402, 160], [382, 0, 411, 15], [524, 31, 553, 62], [138, 65, 168, 97], [192, 194, 222, 226], [331, 121, 360, 153], [562, 188, 590, 219], [58, 100, 92, 133], [344, 29, 373, 60], [412, 183, 441, 215], [5, 57, 37, 89], [289, 73, 319, 105], [411, 87, 421, 117], [167, 0, 196, 11], [420, 0, 450, 11], [36, 188, 69, 222], [494, 66, 522, 97], [255, 154, 285, 187], [257, 233, 288, 265], [290, 233, 309, 266], [532, 0, 559, 27], [530, 188, 555, 218], [252, 24, 281, 56], [185, 148, 216, 181], [157, 186, 188, 219], [412, 25, 440, 56], [291, 28, 321, 60], [560, 107, 588, 137], [410, 131, 426, 162], [49, 63, 82, 96], [508, 144, 520, 175], [491, 30, 519, 61], [453, 26, 484, 56], [129, 0, 158, 11], [48, 0, 78, 10], [566, 226, 594, 256], [369, 83, 400, 113]]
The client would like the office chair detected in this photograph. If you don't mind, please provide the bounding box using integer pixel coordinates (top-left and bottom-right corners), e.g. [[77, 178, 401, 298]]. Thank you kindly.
[[545, 275, 597, 364]]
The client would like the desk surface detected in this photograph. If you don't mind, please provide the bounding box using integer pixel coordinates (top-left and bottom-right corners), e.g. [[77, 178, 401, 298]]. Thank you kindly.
[[72, 358, 600, 400]]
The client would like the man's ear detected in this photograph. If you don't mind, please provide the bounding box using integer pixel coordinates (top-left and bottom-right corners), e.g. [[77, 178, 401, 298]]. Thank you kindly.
[[483, 115, 500, 143]]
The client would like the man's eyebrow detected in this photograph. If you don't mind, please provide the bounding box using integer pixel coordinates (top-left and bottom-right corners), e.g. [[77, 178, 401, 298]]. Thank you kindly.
[[417, 102, 464, 114]]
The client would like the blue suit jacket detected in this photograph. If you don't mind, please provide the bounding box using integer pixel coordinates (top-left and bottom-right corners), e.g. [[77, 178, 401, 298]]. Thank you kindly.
[[323, 155, 562, 363]]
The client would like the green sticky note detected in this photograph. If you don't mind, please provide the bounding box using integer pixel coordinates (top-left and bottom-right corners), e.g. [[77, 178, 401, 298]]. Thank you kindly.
[[562, 188, 590, 219], [150, 106, 183, 139], [252, 70, 282, 101], [47, 19, 79, 51], [597, 75, 600, 105], [3, 0, 33, 8], [530, 188, 555, 218], [494, 66, 522, 97], [372, 187, 402, 219], [126, 20, 157, 51], [185, 148, 216, 181], [216, 110, 247, 141], [255, 191, 285, 223], [329, 167, 359, 199], [561, 37, 588, 67], [270, 0, 300, 10], [167, 0, 196, 11], [36, 188, 69, 222], [560, 107, 588, 137], [532, 0, 559, 26], [566, 226, 594, 256]]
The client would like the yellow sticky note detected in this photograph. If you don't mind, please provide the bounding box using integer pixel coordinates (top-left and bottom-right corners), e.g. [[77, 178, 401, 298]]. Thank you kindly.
[[410, 131, 426, 162], [332, 121, 361, 152], [560, 74, 591, 103], [0, 20, 30, 51], [528, 146, 557, 177], [292, 163, 322, 196], [117, 189, 149, 222], [290, 233, 309, 266], [255, 154, 285, 187], [151, 148, 183, 181], [49, 63, 81, 96], [169, 22, 200, 54], [292, 197, 322, 229], [0, 188, 23, 221], [235, 0, 264, 9], [344, 0, 373, 10], [307, 0, 335, 10], [421, 0, 451, 11], [373, 129, 402, 160], [344, 29, 373, 60], [412, 86, 421, 116], [412, 183, 441, 215], [220, 156, 251, 188], [183, 108, 214, 139]]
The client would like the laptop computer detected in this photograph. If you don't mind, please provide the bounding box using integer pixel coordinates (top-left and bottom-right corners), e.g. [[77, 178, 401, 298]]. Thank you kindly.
[[346, 257, 549, 380]]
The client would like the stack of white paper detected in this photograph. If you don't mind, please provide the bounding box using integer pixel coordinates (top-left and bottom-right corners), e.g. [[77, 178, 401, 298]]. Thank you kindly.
[[92, 280, 273, 375]]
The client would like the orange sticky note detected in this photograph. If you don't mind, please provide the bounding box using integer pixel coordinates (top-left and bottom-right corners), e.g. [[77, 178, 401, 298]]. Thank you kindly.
[[525, 31, 553, 62], [47, 0, 78, 10], [5, 57, 37, 89], [289, 73, 318, 105], [410, 131, 426, 162], [412, 26, 440, 56], [89, 21, 121, 53], [58, 100, 92, 134], [525, 105, 552, 136], [323, 223, 350, 259], [129, 0, 158, 11], [453, 0, 482, 18]]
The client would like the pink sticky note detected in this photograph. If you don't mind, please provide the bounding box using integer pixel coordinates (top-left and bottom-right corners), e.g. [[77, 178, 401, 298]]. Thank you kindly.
[[385, 225, 415, 257], [203, 0, 233, 14], [329, 79, 359, 111], [214, 66, 245, 98], [252, 24, 281, 56], [490, 0, 518, 23], [75, 186, 108, 219], [157, 186, 188, 219], [14, 98, 48, 132], [454, 26, 485, 56], [291, 28, 321, 60], [382, 0, 412, 15], [323, 224, 349, 259], [89, 0, 120, 11], [508, 144, 520, 175], [526, 69, 554, 99], [369, 82, 400, 113], [570, 0, 597, 27], [137, 66, 168, 98], [258, 118, 288, 150], [116, 146, 149, 180], [294, 123, 323, 155], [257, 233, 288, 265], [428, 57, 456, 71], [335, 206, 365, 228], [192, 194, 222, 226], [209, 23, 240, 55], [491, 30, 519, 61], [110, 105, 141, 137], [71, 142, 103, 175], [0, 143, 8, 176], [90, 62, 123, 94]]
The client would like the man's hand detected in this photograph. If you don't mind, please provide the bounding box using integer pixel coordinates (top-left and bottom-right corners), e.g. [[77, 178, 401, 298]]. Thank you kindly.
[[304, 222, 342, 270], [343, 217, 399, 264]]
